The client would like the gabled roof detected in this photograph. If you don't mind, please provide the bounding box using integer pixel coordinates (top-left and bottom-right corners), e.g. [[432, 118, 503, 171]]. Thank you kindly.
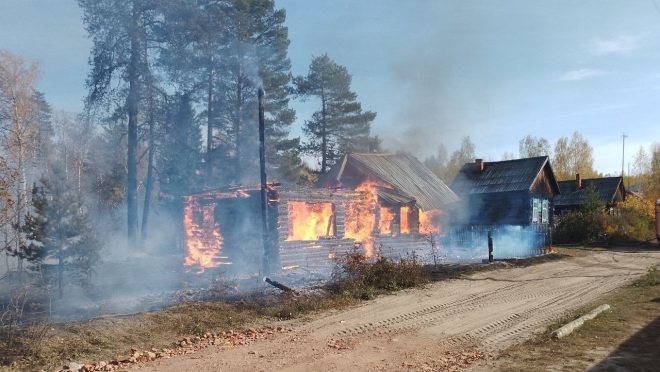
[[450, 156, 560, 195], [554, 177, 624, 206], [319, 153, 460, 211]]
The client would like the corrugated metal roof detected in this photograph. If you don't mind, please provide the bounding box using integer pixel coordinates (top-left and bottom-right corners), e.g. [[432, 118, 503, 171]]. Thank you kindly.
[[377, 187, 416, 206], [319, 153, 460, 211], [450, 156, 558, 195], [554, 177, 623, 206]]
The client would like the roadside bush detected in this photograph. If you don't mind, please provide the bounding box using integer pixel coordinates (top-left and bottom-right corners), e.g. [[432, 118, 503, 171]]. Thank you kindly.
[[607, 198, 655, 242], [554, 183, 608, 244], [634, 267, 660, 287], [331, 247, 429, 300], [553, 210, 606, 244]]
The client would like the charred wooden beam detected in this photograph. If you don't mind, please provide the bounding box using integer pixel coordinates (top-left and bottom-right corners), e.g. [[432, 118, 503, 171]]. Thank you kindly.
[[259, 87, 270, 274], [263, 277, 293, 292]]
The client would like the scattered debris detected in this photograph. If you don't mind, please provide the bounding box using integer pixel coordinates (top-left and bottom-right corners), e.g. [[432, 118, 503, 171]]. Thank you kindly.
[[53, 326, 294, 372], [326, 338, 354, 350], [421, 348, 493, 371]]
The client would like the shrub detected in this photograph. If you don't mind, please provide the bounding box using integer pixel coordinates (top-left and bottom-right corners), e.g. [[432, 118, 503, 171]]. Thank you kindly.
[[331, 247, 429, 299], [607, 198, 655, 242], [634, 267, 660, 287], [553, 210, 606, 244]]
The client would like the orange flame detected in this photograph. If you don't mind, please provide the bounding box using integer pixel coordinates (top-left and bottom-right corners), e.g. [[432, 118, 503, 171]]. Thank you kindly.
[[419, 209, 442, 234], [345, 180, 378, 258], [183, 196, 229, 273], [379, 206, 394, 235], [400, 206, 411, 234], [286, 201, 335, 241]]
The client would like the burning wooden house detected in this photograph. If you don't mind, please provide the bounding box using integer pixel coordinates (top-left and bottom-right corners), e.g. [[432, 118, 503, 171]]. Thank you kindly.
[[449, 156, 560, 258], [182, 153, 460, 273]]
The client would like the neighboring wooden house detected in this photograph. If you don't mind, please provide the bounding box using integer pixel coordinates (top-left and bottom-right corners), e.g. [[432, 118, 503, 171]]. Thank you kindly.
[[553, 175, 625, 215], [448, 156, 560, 256], [450, 156, 560, 225]]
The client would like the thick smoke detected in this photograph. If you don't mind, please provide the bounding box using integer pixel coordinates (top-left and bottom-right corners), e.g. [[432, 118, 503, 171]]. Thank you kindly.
[[378, 2, 522, 159]]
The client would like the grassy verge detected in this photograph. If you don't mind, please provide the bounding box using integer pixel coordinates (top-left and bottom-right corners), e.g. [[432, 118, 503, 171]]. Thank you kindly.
[[0, 250, 570, 372], [494, 265, 660, 372]]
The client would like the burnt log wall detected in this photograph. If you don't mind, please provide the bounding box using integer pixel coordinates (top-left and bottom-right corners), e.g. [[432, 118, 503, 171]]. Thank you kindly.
[[276, 189, 435, 270]]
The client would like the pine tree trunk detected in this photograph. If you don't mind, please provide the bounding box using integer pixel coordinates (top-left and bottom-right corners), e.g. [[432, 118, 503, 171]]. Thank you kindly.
[[320, 91, 327, 174], [58, 250, 64, 299], [126, 0, 142, 248], [141, 96, 155, 246], [206, 56, 214, 182], [235, 59, 243, 183]]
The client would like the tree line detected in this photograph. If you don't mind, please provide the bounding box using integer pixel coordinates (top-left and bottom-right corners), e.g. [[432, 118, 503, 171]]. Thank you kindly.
[[0, 0, 376, 295], [423, 132, 607, 185]]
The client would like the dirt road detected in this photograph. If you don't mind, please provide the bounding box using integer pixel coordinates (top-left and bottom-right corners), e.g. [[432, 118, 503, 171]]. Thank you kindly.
[[141, 249, 660, 372]]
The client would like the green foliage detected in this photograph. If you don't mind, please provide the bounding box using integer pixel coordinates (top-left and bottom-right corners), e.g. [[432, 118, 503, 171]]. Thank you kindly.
[[158, 93, 202, 204], [553, 210, 606, 245], [294, 54, 376, 173], [554, 195, 655, 244], [581, 183, 606, 214], [20, 176, 101, 297]]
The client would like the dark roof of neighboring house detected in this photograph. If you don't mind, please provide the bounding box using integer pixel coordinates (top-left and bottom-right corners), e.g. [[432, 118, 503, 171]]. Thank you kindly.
[[627, 183, 643, 194], [450, 156, 560, 195], [554, 177, 624, 207], [319, 153, 460, 211]]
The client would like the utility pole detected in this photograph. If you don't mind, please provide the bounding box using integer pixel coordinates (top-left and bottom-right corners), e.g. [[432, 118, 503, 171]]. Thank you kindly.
[[621, 133, 628, 178]]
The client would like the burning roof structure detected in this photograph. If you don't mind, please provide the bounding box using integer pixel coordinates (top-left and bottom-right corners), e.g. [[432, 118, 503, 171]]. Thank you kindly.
[[319, 153, 460, 210], [182, 153, 460, 274]]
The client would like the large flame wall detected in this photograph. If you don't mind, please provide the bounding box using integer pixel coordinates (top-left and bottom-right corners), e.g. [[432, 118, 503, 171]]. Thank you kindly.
[[286, 201, 335, 241], [183, 196, 230, 273]]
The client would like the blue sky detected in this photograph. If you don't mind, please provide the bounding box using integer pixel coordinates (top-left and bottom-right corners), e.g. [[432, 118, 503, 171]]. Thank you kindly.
[[1, 0, 659, 175]]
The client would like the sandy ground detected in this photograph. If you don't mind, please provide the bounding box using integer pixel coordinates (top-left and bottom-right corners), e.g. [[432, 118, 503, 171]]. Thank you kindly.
[[139, 249, 660, 372]]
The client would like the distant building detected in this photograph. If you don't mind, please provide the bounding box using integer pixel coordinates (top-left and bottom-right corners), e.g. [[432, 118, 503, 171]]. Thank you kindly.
[[553, 175, 625, 215], [449, 156, 560, 256]]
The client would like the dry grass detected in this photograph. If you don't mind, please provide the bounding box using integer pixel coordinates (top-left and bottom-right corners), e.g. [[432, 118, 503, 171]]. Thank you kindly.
[[332, 250, 430, 300], [0, 250, 572, 372], [494, 264, 660, 372], [0, 301, 256, 371]]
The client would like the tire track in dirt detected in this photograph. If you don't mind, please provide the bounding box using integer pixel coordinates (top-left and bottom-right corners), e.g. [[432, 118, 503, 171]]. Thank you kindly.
[[139, 250, 660, 372], [305, 250, 660, 351]]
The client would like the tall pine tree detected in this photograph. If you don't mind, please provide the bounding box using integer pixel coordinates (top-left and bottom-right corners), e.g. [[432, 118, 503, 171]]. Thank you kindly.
[[214, 0, 298, 184], [294, 54, 376, 174], [158, 92, 202, 208]]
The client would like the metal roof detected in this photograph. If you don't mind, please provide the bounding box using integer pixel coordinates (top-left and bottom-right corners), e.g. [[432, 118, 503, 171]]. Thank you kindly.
[[554, 177, 624, 206], [319, 153, 460, 211], [377, 187, 416, 206], [450, 156, 559, 195]]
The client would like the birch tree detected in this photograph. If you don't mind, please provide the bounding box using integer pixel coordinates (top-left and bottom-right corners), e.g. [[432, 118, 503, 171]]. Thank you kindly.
[[0, 50, 41, 273]]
